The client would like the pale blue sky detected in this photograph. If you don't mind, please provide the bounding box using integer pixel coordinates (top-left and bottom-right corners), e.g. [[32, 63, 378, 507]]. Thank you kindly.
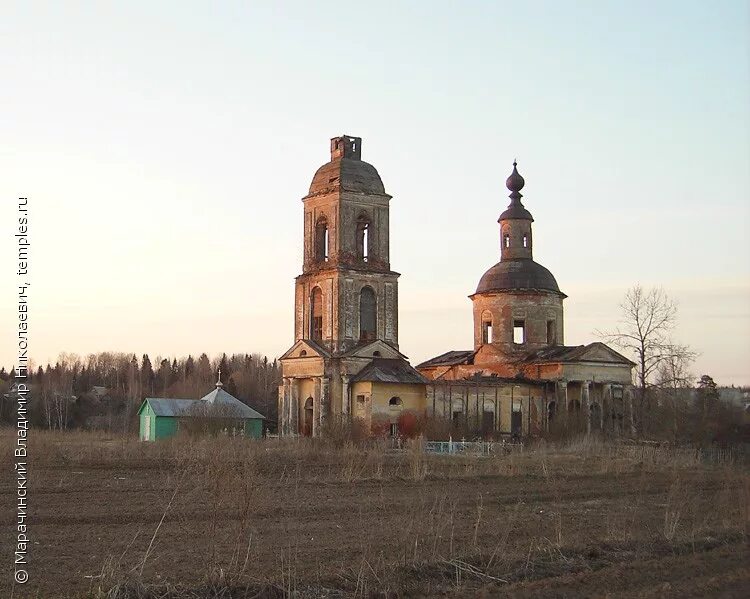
[[2, 2, 749, 383]]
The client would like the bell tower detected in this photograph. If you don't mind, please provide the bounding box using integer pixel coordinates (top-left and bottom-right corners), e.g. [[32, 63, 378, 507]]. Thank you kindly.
[[294, 135, 400, 354]]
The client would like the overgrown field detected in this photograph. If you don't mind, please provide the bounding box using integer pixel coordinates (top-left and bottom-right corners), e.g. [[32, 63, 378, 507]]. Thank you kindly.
[[1, 430, 748, 598]]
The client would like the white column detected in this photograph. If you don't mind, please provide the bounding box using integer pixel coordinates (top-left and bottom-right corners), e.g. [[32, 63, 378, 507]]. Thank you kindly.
[[557, 380, 568, 417], [319, 376, 329, 431], [313, 377, 322, 437], [582, 380, 591, 434], [341, 374, 351, 417], [281, 378, 291, 436], [625, 387, 636, 436], [603, 383, 611, 432], [290, 379, 299, 436]]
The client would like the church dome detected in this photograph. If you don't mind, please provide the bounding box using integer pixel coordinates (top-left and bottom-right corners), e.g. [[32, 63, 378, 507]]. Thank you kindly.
[[505, 161, 525, 193], [475, 259, 563, 295], [308, 158, 386, 196]]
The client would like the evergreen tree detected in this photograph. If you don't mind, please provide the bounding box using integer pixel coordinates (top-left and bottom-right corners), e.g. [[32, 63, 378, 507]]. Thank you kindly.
[[697, 374, 719, 413], [218, 353, 231, 380], [170, 358, 180, 387], [141, 354, 155, 396]]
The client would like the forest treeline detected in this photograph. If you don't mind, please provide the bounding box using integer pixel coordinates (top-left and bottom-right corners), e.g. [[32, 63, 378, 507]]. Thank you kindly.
[[0, 352, 280, 432]]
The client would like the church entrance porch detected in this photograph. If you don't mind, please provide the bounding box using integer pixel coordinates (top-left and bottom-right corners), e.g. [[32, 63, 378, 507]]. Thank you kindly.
[[279, 376, 330, 437]]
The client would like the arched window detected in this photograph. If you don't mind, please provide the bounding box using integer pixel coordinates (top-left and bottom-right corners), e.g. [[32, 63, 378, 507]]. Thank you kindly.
[[311, 287, 323, 340], [359, 286, 377, 341], [389, 397, 402, 407], [522, 233, 528, 248], [503, 233, 510, 249], [356, 217, 370, 262], [315, 217, 329, 262]]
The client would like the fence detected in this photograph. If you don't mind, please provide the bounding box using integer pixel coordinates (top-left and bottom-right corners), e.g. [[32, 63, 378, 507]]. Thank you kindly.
[[424, 438, 523, 456]]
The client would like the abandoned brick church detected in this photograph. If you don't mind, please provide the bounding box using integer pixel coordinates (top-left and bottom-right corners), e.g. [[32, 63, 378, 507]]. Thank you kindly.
[[279, 135, 634, 438]]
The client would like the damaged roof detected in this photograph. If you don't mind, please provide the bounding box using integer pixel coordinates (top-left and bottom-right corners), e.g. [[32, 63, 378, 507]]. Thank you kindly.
[[352, 358, 428, 385], [523, 342, 635, 366], [417, 342, 634, 372], [308, 158, 387, 196], [416, 350, 475, 369]]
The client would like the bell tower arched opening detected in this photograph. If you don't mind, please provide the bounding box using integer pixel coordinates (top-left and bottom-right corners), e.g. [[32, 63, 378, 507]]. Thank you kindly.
[[315, 217, 329, 263], [359, 286, 377, 341]]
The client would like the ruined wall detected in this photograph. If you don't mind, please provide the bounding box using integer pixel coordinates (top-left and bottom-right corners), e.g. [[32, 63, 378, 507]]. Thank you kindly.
[[558, 362, 633, 385], [427, 382, 547, 436]]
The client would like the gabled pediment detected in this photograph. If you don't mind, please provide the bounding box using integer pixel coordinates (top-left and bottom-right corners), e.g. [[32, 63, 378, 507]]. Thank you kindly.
[[279, 339, 331, 361], [343, 339, 406, 360], [574, 342, 635, 366]]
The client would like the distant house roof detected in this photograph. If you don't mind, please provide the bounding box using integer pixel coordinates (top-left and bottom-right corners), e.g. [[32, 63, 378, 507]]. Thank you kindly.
[[351, 358, 428, 385], [140, 386, 265, 420]]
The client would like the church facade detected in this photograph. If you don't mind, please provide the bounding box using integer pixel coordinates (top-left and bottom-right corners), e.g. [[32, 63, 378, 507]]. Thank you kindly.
[[279, 135, 634, 438]]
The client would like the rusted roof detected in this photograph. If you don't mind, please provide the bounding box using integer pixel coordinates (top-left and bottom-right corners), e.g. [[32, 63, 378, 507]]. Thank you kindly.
[[352, 358, 428, 384], [431, 373, 541, 386], [524, 342, 635, 366], [418, 342, 634, 373], [416, 350, 475, 369]]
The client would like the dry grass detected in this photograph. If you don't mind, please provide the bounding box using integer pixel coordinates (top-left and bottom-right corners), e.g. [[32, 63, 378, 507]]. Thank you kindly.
[[1, 429, 747, 598]]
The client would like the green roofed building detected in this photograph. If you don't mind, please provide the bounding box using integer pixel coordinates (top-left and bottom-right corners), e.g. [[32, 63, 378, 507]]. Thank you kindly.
[[137, 372, 265, 441]]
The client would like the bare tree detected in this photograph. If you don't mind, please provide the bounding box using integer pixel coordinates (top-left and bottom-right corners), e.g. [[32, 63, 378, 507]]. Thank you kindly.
[[597, 285, 696, 432], [655, 349, 695, 441]]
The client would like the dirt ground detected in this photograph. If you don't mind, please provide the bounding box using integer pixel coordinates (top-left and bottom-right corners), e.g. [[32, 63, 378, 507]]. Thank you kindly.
[[1, 432, 748, 598]]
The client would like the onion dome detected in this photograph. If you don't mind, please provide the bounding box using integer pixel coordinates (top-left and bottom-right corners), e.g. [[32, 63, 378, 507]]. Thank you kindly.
[[499, 160, 533, 221], [505, 160, 525, 193]]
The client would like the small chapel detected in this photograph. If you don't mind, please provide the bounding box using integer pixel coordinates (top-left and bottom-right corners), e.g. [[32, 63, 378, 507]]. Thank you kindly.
[[279, 135, 634, 438]]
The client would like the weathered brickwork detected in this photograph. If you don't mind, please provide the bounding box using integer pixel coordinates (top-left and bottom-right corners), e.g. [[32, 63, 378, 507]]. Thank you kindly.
[[280, 136, 425, 437], [280, 143, 635, 439], [417, 161, 636, 437], [471, 291, 564, 354]]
